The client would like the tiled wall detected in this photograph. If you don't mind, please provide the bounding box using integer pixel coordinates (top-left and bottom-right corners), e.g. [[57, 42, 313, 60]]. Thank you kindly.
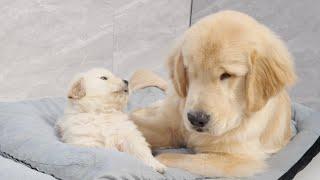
[[191, 0, 320, 110], [0, 0, 190, 101], [1, 0, 319, 111]]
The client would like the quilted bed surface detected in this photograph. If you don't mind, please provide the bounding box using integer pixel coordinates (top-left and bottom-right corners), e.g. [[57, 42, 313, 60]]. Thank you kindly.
[[0, 88, 319, 180]]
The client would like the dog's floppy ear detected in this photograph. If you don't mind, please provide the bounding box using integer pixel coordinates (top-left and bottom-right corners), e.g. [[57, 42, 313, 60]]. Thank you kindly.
[[68, 77, 86, 99], [167, 45, 188, 97], [246, 36, 296, 112]]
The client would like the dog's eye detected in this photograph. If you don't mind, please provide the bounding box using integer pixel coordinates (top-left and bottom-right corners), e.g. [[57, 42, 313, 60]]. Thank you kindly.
[[100, 76, 108, 80], [220, 73, 231, 80]]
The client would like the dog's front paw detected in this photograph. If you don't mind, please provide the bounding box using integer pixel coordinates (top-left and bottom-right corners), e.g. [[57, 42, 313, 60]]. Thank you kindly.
[[156, 153, 175, 166]]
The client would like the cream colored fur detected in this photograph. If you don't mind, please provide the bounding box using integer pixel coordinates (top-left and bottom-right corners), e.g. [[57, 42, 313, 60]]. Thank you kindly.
[[130, 10, 296, 177], [129, 69, 168, 92], [55, 68, 166, 173]]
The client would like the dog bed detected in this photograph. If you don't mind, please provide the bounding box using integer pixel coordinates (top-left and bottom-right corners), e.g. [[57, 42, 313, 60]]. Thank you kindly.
[[0, 87, 319, 180]]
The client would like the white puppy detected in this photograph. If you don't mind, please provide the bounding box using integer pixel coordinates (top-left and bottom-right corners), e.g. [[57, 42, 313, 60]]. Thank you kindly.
[[55, 68, 166, 173]]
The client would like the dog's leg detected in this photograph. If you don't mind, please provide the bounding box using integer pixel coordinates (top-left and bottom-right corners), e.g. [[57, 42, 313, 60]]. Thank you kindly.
[[130, 98, 184, 149], [156, 153, 266, 177], [129, 69, 168, 92], [123, 134, 166, 173]]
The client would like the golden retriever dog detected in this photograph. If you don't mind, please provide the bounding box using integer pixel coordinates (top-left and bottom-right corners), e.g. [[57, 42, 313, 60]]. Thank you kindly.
[[130, 10, 296, 177], [55, 68, 166, 173]]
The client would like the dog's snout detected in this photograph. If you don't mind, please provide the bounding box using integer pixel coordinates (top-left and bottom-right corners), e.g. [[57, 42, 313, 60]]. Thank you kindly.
[[187, 111, 210, 128], [123, 80, 128, 86]]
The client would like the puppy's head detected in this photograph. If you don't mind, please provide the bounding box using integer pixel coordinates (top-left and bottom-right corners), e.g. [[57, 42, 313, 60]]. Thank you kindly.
[[68, 68, 129, 111], [168, 11, 296, 136]]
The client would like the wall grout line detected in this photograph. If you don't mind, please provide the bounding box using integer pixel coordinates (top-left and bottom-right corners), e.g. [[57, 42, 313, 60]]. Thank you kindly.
[[189, 0, 193, 27], [112, 5, 115, 73]]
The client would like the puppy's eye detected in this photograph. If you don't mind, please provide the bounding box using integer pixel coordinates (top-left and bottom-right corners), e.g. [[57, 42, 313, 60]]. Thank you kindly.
[[220, 73, 231, 80], [100, 76, 108, 80]]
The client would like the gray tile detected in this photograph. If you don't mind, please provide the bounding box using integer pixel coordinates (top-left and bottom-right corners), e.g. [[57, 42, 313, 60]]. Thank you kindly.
[[0, 0, 191, 101], [3, 0, 318, 110], [113, 0, 191, 79], [191, 0, 320, 110], [0, 0, 114, 100]]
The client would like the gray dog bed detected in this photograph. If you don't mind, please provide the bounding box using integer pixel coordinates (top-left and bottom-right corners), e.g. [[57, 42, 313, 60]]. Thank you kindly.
[[0, 87, 319, 180]]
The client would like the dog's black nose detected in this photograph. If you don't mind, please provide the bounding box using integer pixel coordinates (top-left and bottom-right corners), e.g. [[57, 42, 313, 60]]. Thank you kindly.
[[187, 111, 210, 128], [123, 80, 128, 85]]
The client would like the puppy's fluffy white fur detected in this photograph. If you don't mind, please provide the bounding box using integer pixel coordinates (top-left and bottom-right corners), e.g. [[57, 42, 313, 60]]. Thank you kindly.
[[55, 68, 165, 173]]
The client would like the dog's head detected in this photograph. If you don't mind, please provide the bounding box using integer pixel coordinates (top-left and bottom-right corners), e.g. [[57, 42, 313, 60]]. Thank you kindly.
[[68, 68, 129, 111], [168, 11, 296, 136]]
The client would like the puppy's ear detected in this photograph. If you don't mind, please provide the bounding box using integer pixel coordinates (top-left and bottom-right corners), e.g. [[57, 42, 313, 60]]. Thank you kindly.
[[167, 46, 188, 97], [246, 35, 296, 112], [68, 77, 86, 100]]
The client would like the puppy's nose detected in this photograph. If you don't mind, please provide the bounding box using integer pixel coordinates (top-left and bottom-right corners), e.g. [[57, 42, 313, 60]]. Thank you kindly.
[[123, 80, 128, 86], [187, 111, 210, 128]]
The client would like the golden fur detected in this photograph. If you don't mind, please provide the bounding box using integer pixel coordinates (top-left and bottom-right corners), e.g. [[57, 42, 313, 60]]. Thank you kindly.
[[56, 68, 166, 173], [129, 69, 168, 92], [130, 10, 296, 177]]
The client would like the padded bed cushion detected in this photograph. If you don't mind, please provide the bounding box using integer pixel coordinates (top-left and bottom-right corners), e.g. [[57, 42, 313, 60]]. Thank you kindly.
[[0, 88, 319, 180]]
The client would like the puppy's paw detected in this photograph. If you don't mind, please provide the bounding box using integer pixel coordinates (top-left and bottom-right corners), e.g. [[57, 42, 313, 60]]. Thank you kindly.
[[149, 159, 167, 174]]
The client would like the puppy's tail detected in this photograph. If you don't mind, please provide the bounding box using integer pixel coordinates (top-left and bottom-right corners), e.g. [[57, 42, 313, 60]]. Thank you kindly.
[[129, 69, 168, 93]]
